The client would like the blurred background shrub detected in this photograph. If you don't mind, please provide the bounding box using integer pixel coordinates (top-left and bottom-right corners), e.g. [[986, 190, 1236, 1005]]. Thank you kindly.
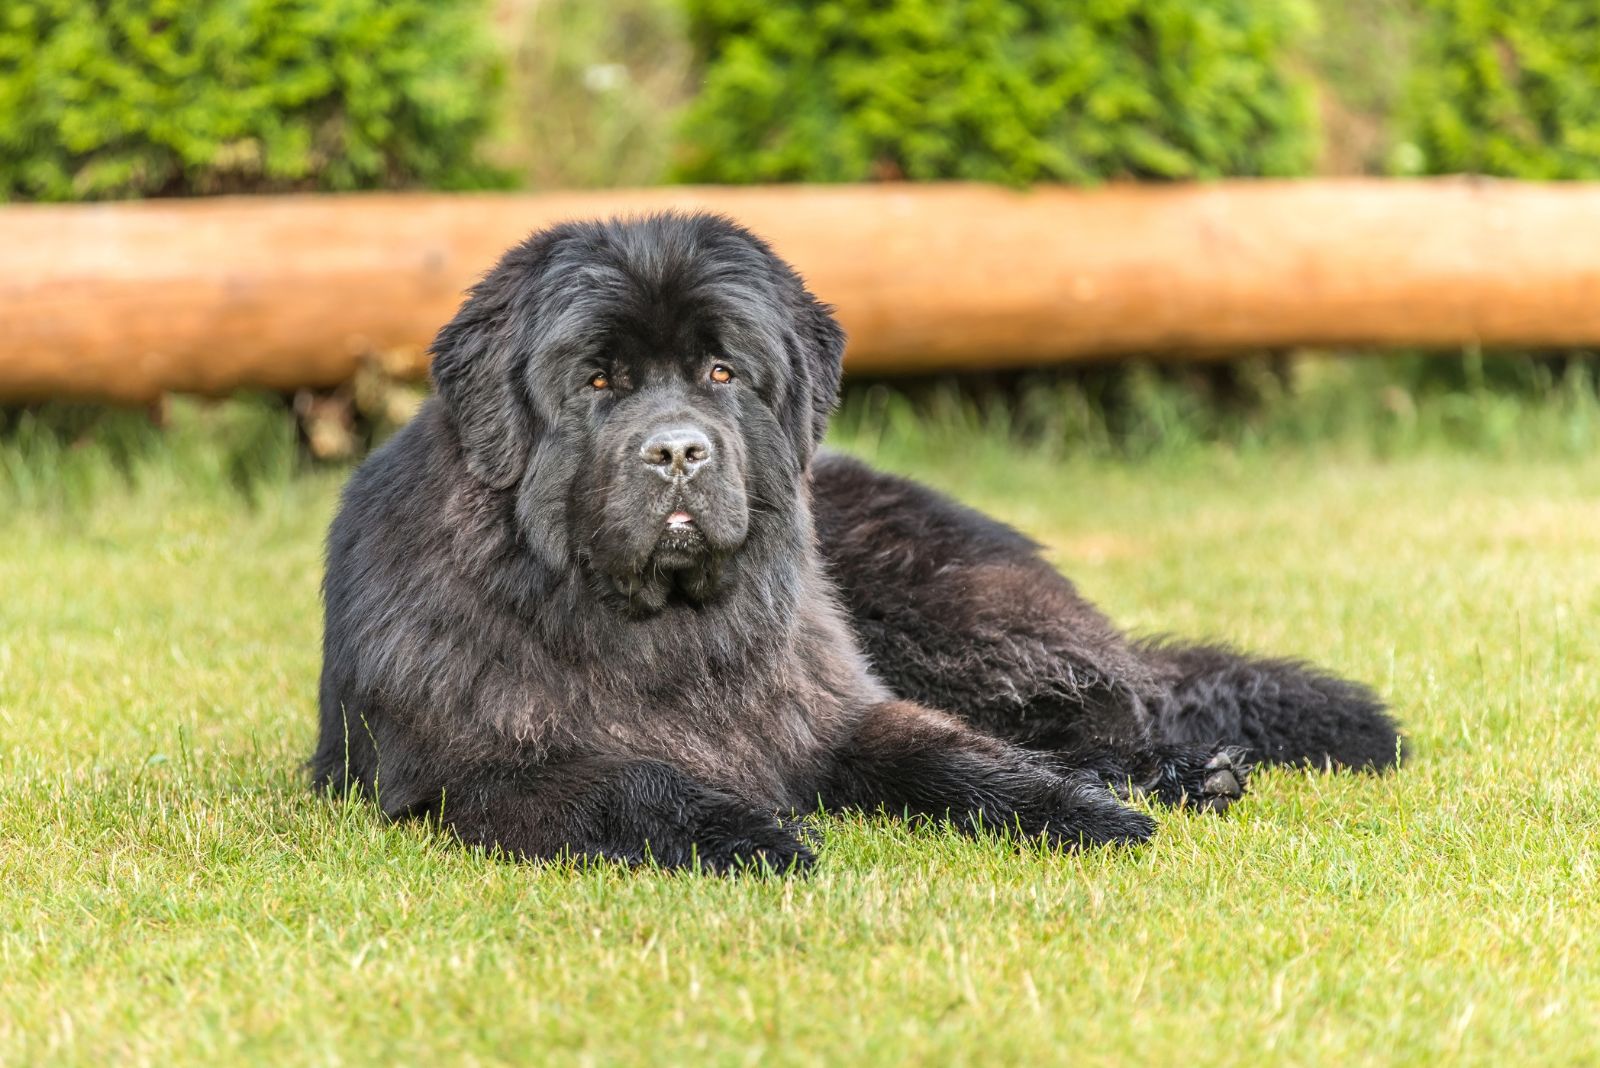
[[0, 0, 505, 200], [12, 0, 1600, 199], [1392, 0, 1600, 178], [1302, 0, 1419, 175], [489, 0, 692, 189], [674, 0, 1317, 183]]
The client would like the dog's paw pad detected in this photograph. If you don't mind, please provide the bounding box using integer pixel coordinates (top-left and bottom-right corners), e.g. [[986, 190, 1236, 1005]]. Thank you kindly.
[[1192, 747, 1250, 812], [1202, 767, 1243, 797]]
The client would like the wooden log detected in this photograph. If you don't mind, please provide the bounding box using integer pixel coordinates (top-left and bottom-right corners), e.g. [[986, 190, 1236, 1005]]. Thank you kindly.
[[5, 179, 1600, 403]]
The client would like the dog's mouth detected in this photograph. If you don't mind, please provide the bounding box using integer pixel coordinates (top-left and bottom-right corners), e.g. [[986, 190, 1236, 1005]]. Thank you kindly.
[[588, 476, 751, 614], [601, 506, 725, 614], [652, 509, 707, 565]]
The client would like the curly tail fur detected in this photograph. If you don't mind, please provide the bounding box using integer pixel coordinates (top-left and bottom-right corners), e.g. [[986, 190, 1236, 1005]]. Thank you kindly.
[[1137, 640, 1405, 772]]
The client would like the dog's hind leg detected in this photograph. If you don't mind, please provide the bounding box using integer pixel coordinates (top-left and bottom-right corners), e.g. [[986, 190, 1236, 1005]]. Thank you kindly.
[[1136, 640, 1405, 772], [811, 451, 1397, 787], [811, 455, 1254, 811], [811, 451, 1168, 755]]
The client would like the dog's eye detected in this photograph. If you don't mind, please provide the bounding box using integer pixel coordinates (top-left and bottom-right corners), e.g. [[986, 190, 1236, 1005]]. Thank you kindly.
[[709, 364, 734, 384], [589, 372, 610, 391]]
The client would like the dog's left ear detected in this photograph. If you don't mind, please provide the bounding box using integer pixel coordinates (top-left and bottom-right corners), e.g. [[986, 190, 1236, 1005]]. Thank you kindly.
[[796, 290, 846, 450], [429, 276, 531, 490]]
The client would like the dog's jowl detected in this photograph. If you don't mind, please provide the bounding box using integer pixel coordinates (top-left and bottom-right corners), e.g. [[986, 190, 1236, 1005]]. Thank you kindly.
[[313, 212, 1401, 873]]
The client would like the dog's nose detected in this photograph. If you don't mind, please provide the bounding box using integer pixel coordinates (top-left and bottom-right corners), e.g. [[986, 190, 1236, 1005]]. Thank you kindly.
[[640, 427, 712, 479]]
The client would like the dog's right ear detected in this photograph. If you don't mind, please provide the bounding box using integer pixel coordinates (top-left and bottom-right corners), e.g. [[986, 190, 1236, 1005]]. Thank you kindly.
[[429, 279, 531, 490], [797, 290, 846, 452]]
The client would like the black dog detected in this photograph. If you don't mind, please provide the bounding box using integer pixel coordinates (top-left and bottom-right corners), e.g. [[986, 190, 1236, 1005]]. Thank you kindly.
[[313, 212, 1400, 873]]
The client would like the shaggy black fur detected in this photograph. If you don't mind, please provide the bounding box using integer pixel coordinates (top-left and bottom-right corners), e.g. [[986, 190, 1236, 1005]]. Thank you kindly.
[[810, 454, 1404, 780], [313, 212, 1401, 874]]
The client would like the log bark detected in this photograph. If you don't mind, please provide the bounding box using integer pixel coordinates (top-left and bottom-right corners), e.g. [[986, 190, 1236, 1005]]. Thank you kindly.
[[4, 179, 1600, 403]]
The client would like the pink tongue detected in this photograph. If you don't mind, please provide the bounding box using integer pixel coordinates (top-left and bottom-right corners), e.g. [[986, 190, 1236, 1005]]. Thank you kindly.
[[667, 510, 694, 527]]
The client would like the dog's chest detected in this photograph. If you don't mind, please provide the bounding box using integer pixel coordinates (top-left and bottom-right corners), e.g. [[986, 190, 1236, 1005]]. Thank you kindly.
[[582, 682, 847, 806], [489, 593, 884, 807]]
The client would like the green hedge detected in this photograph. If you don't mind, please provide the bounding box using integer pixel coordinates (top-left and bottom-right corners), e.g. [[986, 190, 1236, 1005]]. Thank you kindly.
[[0, 0, 504, 201], [675, 0, 1317, 184], [1398, 0, 1600, 178]]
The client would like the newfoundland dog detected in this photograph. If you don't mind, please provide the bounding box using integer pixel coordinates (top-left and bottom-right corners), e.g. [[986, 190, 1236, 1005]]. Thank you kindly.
[[313, 212, 1401, 873]]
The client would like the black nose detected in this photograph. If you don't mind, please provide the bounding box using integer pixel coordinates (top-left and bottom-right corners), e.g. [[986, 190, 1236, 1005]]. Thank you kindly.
[[640, 427, 713, 479]]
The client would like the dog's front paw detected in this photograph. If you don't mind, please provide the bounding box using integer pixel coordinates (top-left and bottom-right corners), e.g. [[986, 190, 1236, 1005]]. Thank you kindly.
[[1048, 779, 1158, 847], [1003, 771, 1157, 850], [687, 806, 817, 876]]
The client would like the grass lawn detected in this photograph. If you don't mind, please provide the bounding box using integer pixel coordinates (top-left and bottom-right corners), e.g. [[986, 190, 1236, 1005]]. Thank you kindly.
[[2, 422, 1597, 1065]]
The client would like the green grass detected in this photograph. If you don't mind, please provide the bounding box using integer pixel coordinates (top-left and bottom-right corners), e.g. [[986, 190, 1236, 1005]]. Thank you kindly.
[[3, 401, 1599, 1065]]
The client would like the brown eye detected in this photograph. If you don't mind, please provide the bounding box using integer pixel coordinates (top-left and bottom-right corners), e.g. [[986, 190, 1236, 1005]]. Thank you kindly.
[[589, 372, 610, 391], [709, 364, 733, 384]]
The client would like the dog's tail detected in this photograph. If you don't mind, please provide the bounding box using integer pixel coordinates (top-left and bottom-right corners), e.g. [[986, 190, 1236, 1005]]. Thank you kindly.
[[1136, 639, 1405, 771]]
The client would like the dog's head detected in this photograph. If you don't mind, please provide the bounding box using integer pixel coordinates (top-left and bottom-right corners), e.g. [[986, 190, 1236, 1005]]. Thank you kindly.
[[430, 212, 845, 614]]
